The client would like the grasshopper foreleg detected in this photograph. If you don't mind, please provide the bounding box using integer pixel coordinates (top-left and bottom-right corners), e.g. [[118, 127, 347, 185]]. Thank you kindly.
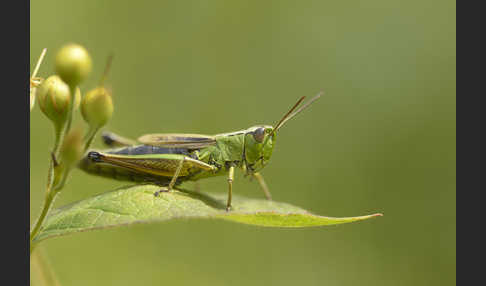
[[253, 172, 272, 200]]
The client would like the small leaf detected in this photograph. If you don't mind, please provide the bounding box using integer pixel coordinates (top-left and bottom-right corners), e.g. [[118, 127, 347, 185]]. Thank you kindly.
[[33, 185, 382, 243]]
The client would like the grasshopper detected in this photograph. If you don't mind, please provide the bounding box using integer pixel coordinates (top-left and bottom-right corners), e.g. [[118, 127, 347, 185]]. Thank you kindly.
[[79, 93, 321, 211]]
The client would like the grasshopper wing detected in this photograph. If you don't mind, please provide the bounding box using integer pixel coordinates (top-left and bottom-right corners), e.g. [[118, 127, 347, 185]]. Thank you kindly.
[[138, 133, 216, 149]]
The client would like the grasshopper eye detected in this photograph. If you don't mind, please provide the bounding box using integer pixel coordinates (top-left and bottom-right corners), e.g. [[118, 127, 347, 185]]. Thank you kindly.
[[253, 128, 265, 143]]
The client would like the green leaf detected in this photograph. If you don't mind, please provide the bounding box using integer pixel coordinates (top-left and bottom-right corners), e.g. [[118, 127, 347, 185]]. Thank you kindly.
[[33, 185, 382, 243]]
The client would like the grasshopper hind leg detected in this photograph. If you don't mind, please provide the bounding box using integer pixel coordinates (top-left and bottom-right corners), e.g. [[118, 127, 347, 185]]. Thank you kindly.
[[153, 157, 186, 197], [101, 131, 137, 147]]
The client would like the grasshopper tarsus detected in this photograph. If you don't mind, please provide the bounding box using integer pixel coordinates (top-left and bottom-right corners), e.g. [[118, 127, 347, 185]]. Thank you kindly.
[[154, 187, 170, 197], [154, 189, 168, 197]]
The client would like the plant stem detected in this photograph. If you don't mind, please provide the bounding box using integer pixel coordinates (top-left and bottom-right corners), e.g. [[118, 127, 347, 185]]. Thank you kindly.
[[84, 125, 100, 152], [30, 84, 79, 253], [30, 189, 58, 253], [99, 54, 114, 86], [53, 166, 71, 192], [65, 86, 77, 135], [52, 124, 64, 158], [31, 246, 62, 286]]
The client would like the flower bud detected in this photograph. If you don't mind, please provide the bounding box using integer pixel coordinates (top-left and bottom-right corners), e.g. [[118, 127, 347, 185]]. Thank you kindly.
[[81, 87, 113, 128], [55, 43, 92, 87], [60, 127, 84, 167], [36, 75, 71, 129], [30, 88, 35, 111], [30, 86, 37, 111], [30, 77, 42, 111]]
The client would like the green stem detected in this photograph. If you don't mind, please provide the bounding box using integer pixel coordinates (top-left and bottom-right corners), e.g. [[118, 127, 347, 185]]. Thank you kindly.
[[65, 86, 77, 135], [53, 166, 71, 192], [31, 246, 62, 286], [99, 54, 114, 87], [30, 190, 58, 253], [47, 122, 65, 188], [35, 128, 64, 248], [30, 85, 79, 254], [84, 125, 101, 152], [52, 123, 65, 157]]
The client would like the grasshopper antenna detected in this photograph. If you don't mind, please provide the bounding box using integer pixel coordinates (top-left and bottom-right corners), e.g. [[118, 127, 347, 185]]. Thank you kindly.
[[272, 96, 306, 134], [272, 91, 323, 136]]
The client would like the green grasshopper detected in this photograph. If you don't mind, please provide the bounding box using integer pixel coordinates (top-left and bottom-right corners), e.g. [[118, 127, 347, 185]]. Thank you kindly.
[[79, 93, 321, 210]]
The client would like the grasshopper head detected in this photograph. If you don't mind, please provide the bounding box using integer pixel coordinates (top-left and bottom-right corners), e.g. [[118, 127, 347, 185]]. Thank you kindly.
[[243, 93, 322, 173], [244, 125, 276, 173]]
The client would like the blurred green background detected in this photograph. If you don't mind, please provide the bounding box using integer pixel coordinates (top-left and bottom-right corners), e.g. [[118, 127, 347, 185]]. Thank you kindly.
[[30, 0, 456, 285]]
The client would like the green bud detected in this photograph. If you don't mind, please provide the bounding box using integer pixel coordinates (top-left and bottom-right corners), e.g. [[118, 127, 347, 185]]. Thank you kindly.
[[30, 86, 36, 111], [60, 127, 84, 167], [30, 77, 43, 111], [55, 43, 92, 87], [81, 87, 114, 128], [36, 75, 71, 129]]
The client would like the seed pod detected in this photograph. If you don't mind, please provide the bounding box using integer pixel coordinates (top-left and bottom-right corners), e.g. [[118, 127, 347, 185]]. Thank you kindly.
[[36, 75, 71, 129], [81, 87, 114, 128], [55, 43, 92, 87]]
